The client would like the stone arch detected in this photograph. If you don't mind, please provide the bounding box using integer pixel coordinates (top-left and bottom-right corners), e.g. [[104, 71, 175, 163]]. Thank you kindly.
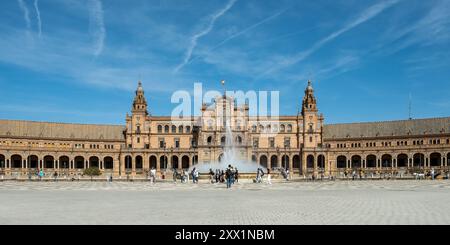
[[135, 155, 143, 169], [430, 152, 441, 167], [182, 155, 190, 169], [293, 155, 301, 169], [287, 124, 293, 132], [192, 155, 198, 165], [0, 154, 5, 168], [236, 135, 242, 145], [307, 155, 314, 169], [59, 156, 70, 169], [381, 154, 392, 168], [260, 155, 268, 168], [11, 154, 23, 168], [29, 155, 39, 169], [104, 156, 114, 169], [351, 155, 362, 169], [43, 155, 54, 169], [337, 155, 347, 169], [317, 155, 325, 169], [160, 155, 168, 169], [149, 155, 157, 169], [125, 155, 132, 170], [75, 156, 85, 169], [366, 155, 376, 168], [413, 153, 425, 167], [271, 155, 278, 168], [397, 154, 408, 168], [89, 156, 99, 168], [281, 155, 289, 169]]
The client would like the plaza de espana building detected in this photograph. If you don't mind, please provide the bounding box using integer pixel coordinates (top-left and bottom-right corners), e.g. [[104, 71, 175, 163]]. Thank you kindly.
[[1, 81, 449, 178]]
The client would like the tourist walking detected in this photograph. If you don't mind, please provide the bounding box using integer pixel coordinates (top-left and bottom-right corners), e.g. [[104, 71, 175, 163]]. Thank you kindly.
[[38, 169, 44, 181], [226, 165, 232, 188], [209, 168, 215, 183], [150, 167, 156, 184], [173, 168, 178, 183]]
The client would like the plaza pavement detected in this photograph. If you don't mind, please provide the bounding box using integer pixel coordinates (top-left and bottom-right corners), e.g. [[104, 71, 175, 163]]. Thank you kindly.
[[1, 179, 450, 225]]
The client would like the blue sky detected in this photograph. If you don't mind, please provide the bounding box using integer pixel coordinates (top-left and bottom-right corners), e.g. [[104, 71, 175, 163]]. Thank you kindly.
[[0, 0, 449, 125]]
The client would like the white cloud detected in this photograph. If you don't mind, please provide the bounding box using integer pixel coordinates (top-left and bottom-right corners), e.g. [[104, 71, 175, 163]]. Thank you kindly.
[[259, 0, 399, 78], [174, 0, 237, 72], [88, 0, 106, 56], [34, 0, 42, 38], [17, 0, 31, 30]]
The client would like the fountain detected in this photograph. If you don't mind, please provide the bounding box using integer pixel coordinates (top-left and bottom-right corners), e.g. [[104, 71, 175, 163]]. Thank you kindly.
[[188, 95, 264, 175]]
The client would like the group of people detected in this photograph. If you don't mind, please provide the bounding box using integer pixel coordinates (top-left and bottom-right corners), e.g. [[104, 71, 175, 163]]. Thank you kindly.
[[255, 167, 273, 184], [208, 166, 239, 185], [168, 167, 199, 184]]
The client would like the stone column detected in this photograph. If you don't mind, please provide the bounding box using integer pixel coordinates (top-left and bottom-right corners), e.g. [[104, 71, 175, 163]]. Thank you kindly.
[[143, 154, 149, 171], [301, 153, 307, 175], [289, 153, 293, 173], [156, 155, 161, 172]]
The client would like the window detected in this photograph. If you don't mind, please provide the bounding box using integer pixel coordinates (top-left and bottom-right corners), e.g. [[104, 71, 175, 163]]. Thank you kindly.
[[172, 125, 176, 133], [252, 125, 257, 132], [207, 136, 212, 145], [159, 139, 165, 148], [179, 126, 183, 133], [287, 124, 292, 132], [309, 137, 313, 143], [136, 125, 141, 133], [269, 137, 275, 148], [157, 125, 162, 133], [186, 126, 191, 133], [175, 138, 180, 149], [253, 138, 259, 148], [164, 125, 169, 133], [137, 137, 140, 143], [284, 137, 290, 148], [280, 124, 285, 132]]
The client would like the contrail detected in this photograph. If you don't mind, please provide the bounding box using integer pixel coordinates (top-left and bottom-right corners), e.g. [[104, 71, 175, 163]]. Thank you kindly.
[[259, 0, 400, 78], [187, 8, 288, 65], [34, 0, 42, 37], [17, 0, 31, 30], [88, 0, 106, 56], [174, 0, 237, 72]]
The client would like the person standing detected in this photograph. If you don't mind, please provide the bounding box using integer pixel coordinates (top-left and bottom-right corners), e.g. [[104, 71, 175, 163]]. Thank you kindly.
[[267, 168, 272, 185], [173, 168, 178, 183], [150, 167, 156, 184], [226, 165, 232, 188]]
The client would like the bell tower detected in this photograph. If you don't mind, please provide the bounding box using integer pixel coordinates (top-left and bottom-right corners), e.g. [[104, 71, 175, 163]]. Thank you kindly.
[[125, 81, 151, 149], [302, 80, 323, 148]]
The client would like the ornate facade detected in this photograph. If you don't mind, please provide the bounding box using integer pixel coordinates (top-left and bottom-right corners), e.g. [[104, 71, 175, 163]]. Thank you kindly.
[[0, 81, 449, 178]]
